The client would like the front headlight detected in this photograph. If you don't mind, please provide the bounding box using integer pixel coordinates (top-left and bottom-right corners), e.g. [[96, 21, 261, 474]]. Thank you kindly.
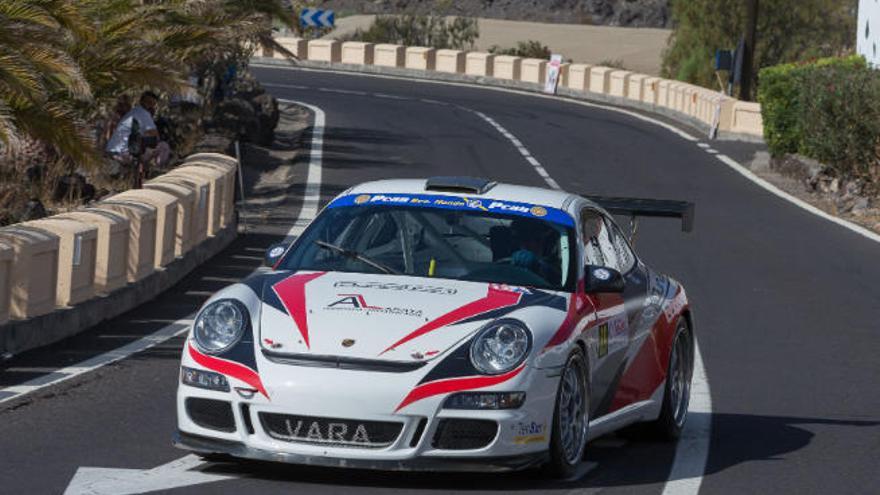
[[193, 299, 246, 354], [469, 319, 531, 375]]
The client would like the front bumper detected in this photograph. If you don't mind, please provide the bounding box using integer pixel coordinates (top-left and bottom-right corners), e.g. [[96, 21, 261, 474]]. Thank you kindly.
[[174, 430, 548, 472]]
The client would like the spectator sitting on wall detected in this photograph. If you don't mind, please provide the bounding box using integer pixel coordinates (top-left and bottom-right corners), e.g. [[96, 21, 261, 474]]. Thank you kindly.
[[105, 91, 171, 170]]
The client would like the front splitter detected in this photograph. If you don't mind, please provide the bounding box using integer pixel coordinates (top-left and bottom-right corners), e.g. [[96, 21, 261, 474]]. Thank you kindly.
[[173, 430, 548, 473]]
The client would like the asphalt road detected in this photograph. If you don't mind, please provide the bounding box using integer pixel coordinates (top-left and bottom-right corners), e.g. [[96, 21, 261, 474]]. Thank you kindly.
[[1, 65, 878, 495]]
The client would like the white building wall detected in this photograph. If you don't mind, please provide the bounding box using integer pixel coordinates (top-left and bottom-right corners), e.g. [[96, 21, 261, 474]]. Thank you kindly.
[[858, 0, 880, 67]]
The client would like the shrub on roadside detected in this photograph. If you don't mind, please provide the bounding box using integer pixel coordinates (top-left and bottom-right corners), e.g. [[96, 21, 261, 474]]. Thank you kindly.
[[798, 64, 880, 179], [757, 55, 880, 184], [342, 15, 478, 50], [759, 55, 866, 156], [489, 40, 551, 59]]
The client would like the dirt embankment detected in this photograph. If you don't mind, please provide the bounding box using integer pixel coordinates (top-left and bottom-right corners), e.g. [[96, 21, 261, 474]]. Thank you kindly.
[[315, 0, 670, 28], [327, 15, 671, 75]]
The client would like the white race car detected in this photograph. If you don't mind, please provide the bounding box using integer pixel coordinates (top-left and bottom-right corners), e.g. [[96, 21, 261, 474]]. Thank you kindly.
[[174, 177, 695, 477]]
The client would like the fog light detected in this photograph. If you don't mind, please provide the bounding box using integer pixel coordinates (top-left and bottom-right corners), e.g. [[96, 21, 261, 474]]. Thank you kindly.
[[443, 392, 526, 410], [181, 366, 229, 392]]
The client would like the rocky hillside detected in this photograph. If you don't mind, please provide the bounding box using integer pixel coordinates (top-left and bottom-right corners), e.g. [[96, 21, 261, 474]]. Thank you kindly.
[[314, 0, 670, 28]]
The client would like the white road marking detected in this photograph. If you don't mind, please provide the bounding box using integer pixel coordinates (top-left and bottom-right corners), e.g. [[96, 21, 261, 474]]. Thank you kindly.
[[263, 82, 309, 90], [64, 454, 231, 495], [317, 87, 366, 96], [705, 149, 718, 154], [0, 320, 192, 404], [372, 92, 410, 100], [470, 110, 562, 190], [0, 101, 327, 406], [252, 63, 700, 142], [279, 99, 325, 239], [715, 154, 880, 244], [697, 143, 711, 149], [661, 338, 712, 495]]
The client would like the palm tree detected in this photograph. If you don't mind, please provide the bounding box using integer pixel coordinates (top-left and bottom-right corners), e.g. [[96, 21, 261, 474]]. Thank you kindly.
[[0, 0, 94, 164], [1, 0, 296, 169]]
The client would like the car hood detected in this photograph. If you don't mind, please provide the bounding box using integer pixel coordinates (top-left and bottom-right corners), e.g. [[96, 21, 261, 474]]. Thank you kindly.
[[257, 271, 560, 363]]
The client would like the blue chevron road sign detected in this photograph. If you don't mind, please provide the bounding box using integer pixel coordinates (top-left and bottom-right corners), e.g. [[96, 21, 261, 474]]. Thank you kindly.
[[300, 8, 335, 28]]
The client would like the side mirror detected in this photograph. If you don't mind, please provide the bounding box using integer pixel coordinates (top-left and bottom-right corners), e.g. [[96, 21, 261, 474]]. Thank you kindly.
[[584, 265, 625, 293], [264, 243, 288, 267]]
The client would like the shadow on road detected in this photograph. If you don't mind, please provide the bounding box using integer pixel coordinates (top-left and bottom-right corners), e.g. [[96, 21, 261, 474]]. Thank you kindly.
[[191, 412, 879, 492]]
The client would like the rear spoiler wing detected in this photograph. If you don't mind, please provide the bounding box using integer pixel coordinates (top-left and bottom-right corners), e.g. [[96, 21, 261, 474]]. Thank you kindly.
[[584, 195, 695, 233]]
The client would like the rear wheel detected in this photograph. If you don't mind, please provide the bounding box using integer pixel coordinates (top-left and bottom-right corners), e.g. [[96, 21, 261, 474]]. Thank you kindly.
[[647, 318, 693, 440], [544, 347, 589, 478]]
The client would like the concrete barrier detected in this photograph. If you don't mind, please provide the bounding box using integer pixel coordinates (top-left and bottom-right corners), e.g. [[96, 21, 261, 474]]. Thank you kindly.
[[114, 189, 178, 268], [558, 63, 571, 88], [143, 181, 194, 257], [0, 243, 12, 324], [0, 218, 236, 357], [566, 64, 592, 91], [589, 67, 613, 94], [520, 58, 547, 84], [0, 226, 58, 319], [406, 47, 436, 71], [375, 44, 405, 67], [609, 70, 632, 98], [151, 174, 209, 243], [493, 55, 522, 81], [627, 74, 647, 102], [275, 37, 307, 59], [307, 39, 341, 63], [185, 154, 237, 228], [643, 77, 661, 105], [436, 49, 466, 73], [167, 165, 224, 236], [57, 210, 129, 295], [25, 218, 98, 307], [657, 79, 671, 108], [341, 42, 374, 65], [95, 200, 157, 283], [465, 52, 495, 77], [731, 101, 764, 136]]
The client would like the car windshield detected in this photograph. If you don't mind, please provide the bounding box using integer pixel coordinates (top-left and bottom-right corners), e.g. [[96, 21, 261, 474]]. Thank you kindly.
[[280, 198, 577, 292]]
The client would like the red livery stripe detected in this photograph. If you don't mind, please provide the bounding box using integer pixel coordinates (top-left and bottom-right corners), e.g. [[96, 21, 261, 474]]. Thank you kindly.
[[394, 364, 526, 412], [380, 286, 522, 355], [272, 271, 326, 348], [188, 343, 269, 399]]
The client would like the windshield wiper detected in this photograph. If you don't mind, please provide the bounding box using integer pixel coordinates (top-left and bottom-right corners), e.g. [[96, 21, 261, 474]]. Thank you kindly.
[[314, 240, 400, 275]]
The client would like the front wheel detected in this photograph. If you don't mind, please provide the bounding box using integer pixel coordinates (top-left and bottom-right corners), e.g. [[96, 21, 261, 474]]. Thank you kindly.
[[544, 347, 590, 479], [647, 318, 693, 440]]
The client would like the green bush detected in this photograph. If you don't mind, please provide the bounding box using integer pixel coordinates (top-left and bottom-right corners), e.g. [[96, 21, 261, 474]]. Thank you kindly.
[[342, 15, 478, 50], [758, 55, 880, 180], [798, 64, 880, 178], [489, 40, 551, 59], [758, 62, 804, 155]]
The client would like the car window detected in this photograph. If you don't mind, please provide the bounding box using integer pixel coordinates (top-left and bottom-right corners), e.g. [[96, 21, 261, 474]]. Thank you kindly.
[[282, 204, 578, 292], [605, 217, 637, 273], [580, 209, 618, 270]]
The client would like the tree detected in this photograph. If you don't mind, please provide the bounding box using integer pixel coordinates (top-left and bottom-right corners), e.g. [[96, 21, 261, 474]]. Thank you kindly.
[[0, 0, 296, 168], [661, 0, 858, 96]]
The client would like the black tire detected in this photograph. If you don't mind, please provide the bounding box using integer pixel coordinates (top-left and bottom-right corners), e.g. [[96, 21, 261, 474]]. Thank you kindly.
[[543, 347, 590, 479], [646, 318, 694, 440]]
